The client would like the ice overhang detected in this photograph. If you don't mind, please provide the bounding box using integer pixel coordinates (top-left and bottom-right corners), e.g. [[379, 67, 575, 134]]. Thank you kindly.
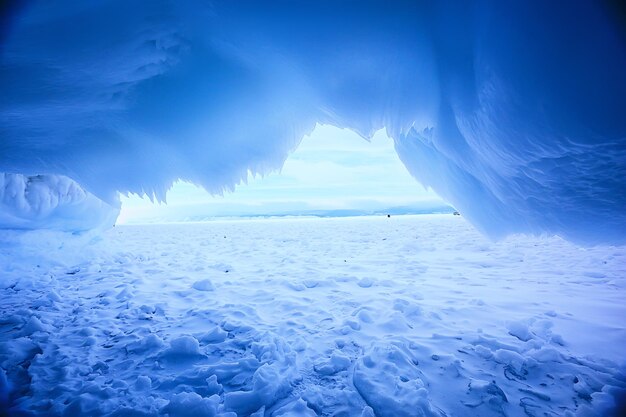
[[0, 1, 624, 243]]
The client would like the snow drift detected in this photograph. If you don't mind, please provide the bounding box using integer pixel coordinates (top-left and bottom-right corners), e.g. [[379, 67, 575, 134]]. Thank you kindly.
[[1, 1, 625, 243], [0, 173, 119, 231]]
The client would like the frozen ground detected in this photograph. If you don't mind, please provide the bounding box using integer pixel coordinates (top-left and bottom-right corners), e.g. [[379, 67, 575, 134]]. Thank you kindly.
[[1, 214, 625, 416]]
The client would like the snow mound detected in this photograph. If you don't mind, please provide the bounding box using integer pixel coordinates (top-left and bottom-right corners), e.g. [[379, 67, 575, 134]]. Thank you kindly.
[[164, 335, 203, 357], [1, 2, 625, 242], [193, 279, 215, 292], [0, 173, 119, 231], [353, 342, 444, 417]]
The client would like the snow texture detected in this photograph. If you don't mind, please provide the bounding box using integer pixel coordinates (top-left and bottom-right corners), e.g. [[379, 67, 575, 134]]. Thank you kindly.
[[1, 2, 625, 243], [1, 215, 625, 416]]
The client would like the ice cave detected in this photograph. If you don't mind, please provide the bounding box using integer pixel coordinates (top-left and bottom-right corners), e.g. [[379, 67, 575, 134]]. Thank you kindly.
[[1, 1, 625, 416]]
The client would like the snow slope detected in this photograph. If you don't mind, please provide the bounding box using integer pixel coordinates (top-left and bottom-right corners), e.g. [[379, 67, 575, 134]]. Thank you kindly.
[[1, 215, 625, 416], [1, 2, 625, 242]]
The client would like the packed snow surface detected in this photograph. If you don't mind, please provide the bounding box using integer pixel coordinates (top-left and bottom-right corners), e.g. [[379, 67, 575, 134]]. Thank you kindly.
[[1, 1, 625, 242], [1, 214, 625, 416]]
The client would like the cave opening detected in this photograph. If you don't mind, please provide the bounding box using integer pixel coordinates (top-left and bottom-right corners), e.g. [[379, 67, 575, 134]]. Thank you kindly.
[[118, 124, 450, 225]]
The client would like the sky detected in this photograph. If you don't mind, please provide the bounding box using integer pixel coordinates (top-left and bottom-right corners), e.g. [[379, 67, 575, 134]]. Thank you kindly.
[[118, 125, 448, 224]]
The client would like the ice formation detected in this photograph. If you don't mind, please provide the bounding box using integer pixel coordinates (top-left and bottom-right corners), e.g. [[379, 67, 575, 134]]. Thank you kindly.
[[1, 1, 625, 241], [0, 173, 119, 231]]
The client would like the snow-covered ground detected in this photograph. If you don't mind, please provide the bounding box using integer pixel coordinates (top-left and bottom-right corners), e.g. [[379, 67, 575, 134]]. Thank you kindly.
[[1, 214, 625, 416]]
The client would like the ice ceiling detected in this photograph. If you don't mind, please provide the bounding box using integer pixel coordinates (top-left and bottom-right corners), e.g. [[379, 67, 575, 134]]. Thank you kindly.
[[1, 1, 625, 243]]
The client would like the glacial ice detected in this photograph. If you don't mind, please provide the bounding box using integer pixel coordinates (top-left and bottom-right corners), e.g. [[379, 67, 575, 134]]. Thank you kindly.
[[1, 1, 625, 242], [0, 173, 119, 231]]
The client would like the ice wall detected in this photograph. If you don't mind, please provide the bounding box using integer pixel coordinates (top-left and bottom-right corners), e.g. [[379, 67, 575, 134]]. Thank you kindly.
[[0, 1, 625, 242], [0, 174, 119, 231]]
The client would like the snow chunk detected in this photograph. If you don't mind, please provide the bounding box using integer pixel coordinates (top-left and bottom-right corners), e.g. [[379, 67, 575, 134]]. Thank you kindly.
[[462, 379, 508, 411], [314, 352, 352, 375], [353, 343, 444, 417], [165, 335, 203, 357], [223, 363, 293, 415], [506, 321, 533, 342], [193, 279, 215, 292], [198, 327, 228, 344], [273, 398, 317, 416], [126, 333, 165, 354], [134, 376, 152, 391], [162, 392, 223, 417], [20, 316, 50, 336]]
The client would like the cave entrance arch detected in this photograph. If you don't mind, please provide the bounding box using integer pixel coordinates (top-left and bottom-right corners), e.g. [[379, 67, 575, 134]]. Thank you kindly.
[[118, 125, 448, 225]]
